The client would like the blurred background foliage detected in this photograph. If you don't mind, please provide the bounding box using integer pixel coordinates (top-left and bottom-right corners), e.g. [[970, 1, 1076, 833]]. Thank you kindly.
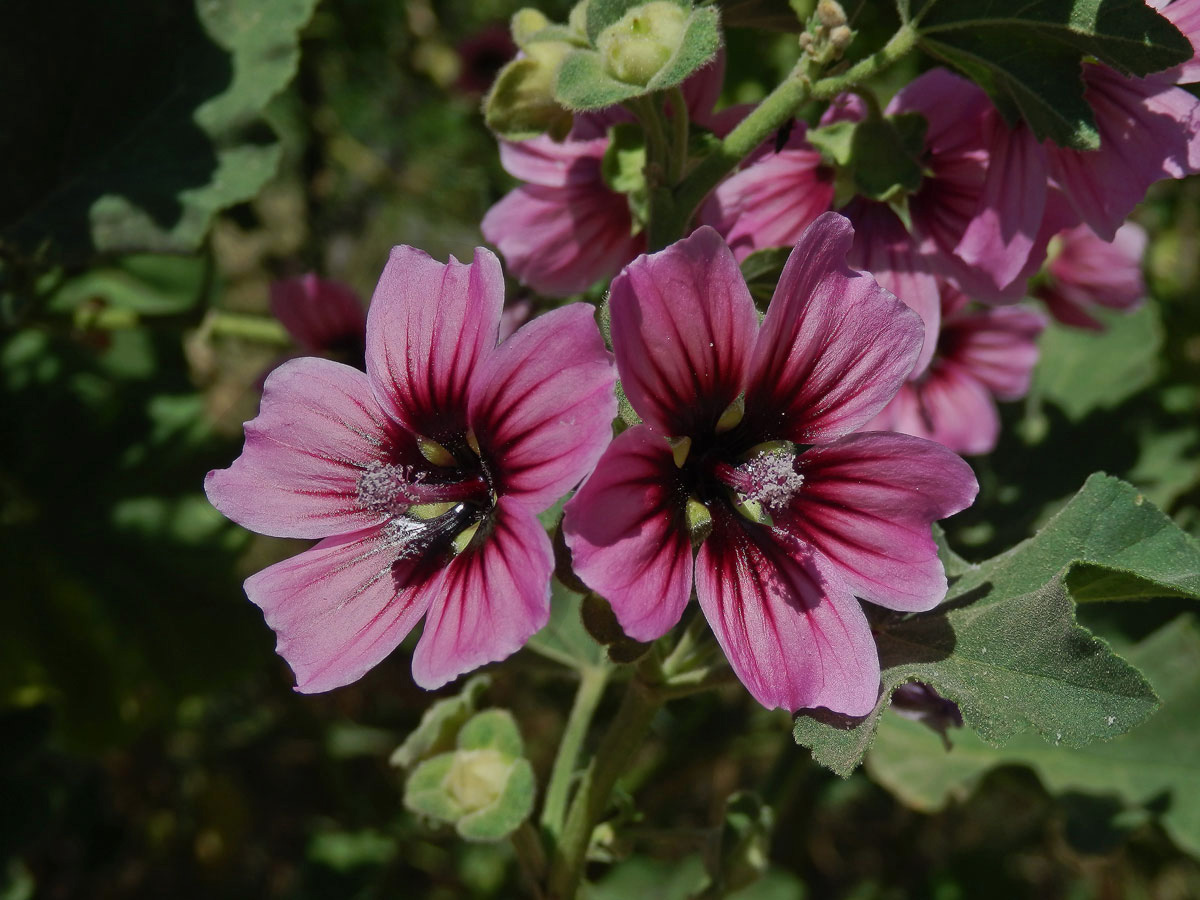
[[1, 0, 1198, 897]]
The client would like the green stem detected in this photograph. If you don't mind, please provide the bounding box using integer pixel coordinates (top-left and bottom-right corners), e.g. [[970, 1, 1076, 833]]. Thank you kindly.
[[654, 23, 917, 248], [546, 666, 663, 899], [541, 666, 610, 840], [206, 310, 292, 345], [512, 821, 549, 898], [667, 86, 690, 186]]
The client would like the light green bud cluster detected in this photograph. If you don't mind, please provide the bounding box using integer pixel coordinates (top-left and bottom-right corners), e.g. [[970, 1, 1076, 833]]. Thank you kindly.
[[595, 1, 689, 86]]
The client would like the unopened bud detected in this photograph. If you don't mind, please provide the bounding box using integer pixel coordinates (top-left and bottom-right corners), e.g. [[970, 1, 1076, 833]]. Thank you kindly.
[[484, 42, 574, 139], [596, 1, 689, 86], [445, 749, 511, 814], [816, 0, 847, 28], [829, 24, 853, 51], [511, 8, 551, 47], [568, 0, 591, 39]]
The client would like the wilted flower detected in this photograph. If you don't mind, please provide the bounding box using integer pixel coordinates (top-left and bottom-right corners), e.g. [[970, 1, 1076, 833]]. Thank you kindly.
[[563, 215, 977, 715], [1032, 221, 1148, 330], [206, 246, 615, 692], [867, 281, 1044, 455]]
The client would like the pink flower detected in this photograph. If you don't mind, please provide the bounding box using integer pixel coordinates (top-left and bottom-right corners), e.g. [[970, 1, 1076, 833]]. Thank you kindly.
[[1045, 62, 1200, 239], [206, 247, 616, 693], [482, 54, 725, 297], [270, 274, 367, 361], [562, 216, 978, 715], [867, 282, 1045, 455], [1150, 0, 1200, 85], [1033, 221, 1147, 329]]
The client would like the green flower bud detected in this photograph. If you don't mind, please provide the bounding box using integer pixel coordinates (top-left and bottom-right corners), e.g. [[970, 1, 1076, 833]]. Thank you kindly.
[[445, 748, 512, 813], [595, 1, 689, 86], [484, 41, 574, 140], [511, 8, 551, 47]]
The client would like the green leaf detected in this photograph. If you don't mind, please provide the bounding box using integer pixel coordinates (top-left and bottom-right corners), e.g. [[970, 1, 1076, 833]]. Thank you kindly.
[[526, 580, 611, 670], [457, 709, 525, 758], [1031, 305, 1162, 421], [0, 0, 317, 262], [555, 50, 645, 110], [601, 124, 650, 228], [866, 615, 1200, 857], [404, 754, 465, 823], [390, 675, 490, 770], [740, 247, 792, 307], [795, 473, 1200, 776], [912, 0, 1192, 148], [45, 255, 213, 317]]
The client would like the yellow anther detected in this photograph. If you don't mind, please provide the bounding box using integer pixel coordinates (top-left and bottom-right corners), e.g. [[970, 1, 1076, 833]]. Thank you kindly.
[[451, 521, 481, 556], [417, 436, 456, 467], [732, 495, 773, 527], [685, 496, 713, 540], [668, 435, 692, 468], [409, 501, 457, 520], [715, 396, 745, 434], [466, 429, 482, 457]]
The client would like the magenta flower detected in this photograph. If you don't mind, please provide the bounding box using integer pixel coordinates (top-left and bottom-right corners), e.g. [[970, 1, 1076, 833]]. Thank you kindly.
[[562, 216, 978, 715], [1045, 62, 1200, 240], [206, 246, 616, 693], [867, 282, 1045, 456], [1033, 221, 1147, 330], [270, 274, 367, 360], [481, 54, 725, 297]]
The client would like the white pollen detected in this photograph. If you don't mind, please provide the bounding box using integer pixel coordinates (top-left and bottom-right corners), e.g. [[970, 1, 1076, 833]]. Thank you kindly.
[[357, 462, 426, 516], [740, 449, 804, 511]]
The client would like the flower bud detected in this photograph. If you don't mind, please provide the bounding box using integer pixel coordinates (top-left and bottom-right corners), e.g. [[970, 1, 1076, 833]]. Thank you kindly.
[[816, 0, 847, 28], [445, 749, 512, 814], [484, 41, 574, 140], [511, 8, 551, 46], [596, 1, 689, 86]]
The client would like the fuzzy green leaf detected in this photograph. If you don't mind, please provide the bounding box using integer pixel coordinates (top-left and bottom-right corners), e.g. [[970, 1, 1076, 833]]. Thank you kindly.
[[527, 580, 611, 670], [457, 709, 525, 758], [404, 755, 464, 823], [0, 0, 317, 262], [644, 6, 722, 93], [555, 50, 645, 110], [794, 473, 1200, 776], [912, 0, 1192, 148], [586, 0, 692, 44], [866, 615, 1200, 857], [390, 675, 490, 770]]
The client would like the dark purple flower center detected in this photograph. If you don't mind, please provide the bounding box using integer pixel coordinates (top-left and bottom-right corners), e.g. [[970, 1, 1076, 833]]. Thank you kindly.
[[356, 434, 496, 560]]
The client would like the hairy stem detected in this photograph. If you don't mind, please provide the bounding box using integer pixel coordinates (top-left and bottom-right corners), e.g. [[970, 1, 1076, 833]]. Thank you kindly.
[[541, 666, 610, 841], [652, 23, 917, 248]]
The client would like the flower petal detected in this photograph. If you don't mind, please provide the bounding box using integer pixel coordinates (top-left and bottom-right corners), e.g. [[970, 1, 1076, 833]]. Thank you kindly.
[[498, 134, 610, 187], [205, 357, 395, 539], [270, 275, 366, 355], [868, 367, 1001, 456], [694, 511, 880, 715], [563, 426, 694, 642], [951, 116, 1047, 296], [469, 304, 616, 510], [365, 245, 503, 440], [778, 432, 978, 611], [945, 306, 1045, 400], [1042, 221, 1147, 324], [609, 225, 759, 436], [244, 525, 440, 693], [744, 212, 924, 443], [481, 183, 643, 297], [411, 496, 553, 689], [1047, 65, 1200, 239], [699, 133, 835, 263], [844, 200, 941, 376]]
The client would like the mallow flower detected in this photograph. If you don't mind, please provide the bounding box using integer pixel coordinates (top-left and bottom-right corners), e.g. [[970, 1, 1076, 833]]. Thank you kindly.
[[206, 246, 616, 693], [1032, 221, 1148, 330], [270, 274, 367, 364], [563, 215, 978, 715], [866, 281, 1045, 456]]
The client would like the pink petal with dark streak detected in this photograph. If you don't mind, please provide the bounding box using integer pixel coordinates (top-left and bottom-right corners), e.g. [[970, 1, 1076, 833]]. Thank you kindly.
[[245, 525, 440, 693], [204, 357, 394, 539], [411, 496, 553, 689], [609, 225, 759, 436], [694, 512, 881, 715], [469, 304, 616, 510], [563, 426, 694, 642], [365, 246, 503, 439]]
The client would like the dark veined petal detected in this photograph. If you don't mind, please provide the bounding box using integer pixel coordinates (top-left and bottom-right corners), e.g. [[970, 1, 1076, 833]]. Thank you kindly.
[[563, 426, 694, 642], [269, 274, 365, 355], [694, 511, 881, 715], [777, 432, 977, 611], [469, 304, 616, 511], [204, 357, 394, 540], [244, 525, 441, 693], [609, 225, 759, 436], [745, 213, 924, 443], [411, 496, 553, 689], [365, 245, 503, 440]]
